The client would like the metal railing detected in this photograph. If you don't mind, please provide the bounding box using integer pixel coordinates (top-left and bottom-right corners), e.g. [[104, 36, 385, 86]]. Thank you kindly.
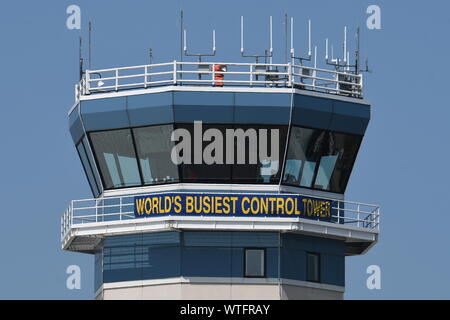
[[60, 192, 379, 241], [75, 61, 363, 102]]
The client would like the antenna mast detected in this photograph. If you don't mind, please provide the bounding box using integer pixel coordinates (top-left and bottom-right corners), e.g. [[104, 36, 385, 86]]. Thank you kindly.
[[79, 36, 84, 80], [290, 17, 312, 65], [240, 16, 273, 65], [183, 28, 216, 63], [326, 26, 371, 74], [88, 22, 92, 70]]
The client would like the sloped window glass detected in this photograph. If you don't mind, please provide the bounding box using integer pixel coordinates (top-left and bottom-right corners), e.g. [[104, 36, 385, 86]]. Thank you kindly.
[[133, 125, 179, 185], [90, 129, 141, 189], [283, 127, 362, 193]]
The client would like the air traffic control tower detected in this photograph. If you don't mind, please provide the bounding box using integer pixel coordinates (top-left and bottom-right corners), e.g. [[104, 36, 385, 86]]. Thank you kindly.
[[61, 17, 380, 300]]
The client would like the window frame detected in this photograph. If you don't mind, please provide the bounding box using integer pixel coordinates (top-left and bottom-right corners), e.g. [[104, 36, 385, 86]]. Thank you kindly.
[[244, 248, 266, 278], [76, 138, 101, 197]]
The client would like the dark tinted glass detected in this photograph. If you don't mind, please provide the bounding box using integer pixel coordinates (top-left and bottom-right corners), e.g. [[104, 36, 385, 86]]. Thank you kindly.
[[175, 124, 232, 183], [76, 141, 100, 196], [175, 123, 287, 184], [133, 125, 179, 185], [231, 125, 288, 184], [245, 249, 265, 277], [307, 253, 320, 282], [283, 126, 362, 193]]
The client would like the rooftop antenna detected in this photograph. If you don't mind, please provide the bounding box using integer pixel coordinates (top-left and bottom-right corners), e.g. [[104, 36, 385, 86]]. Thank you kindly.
[[88, 21, 92, 70], [326, 26, 371, 74], [183, 28, 216, 63], [180, 9, 183, 63], [326, 26, 350, 71], [240, 16, 273, 65], [290, 17, 312, 65], [79, 36, 84, 80], [284, 13, 288, 65], [149, 48, 153, 65]]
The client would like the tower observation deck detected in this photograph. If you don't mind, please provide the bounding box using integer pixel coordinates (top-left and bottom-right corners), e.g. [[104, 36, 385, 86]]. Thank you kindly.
[[63, 59, 379, 300]]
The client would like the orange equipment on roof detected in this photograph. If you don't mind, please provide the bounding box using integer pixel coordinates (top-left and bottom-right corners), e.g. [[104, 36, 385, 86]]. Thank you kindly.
[[213, 64, 227, 87]]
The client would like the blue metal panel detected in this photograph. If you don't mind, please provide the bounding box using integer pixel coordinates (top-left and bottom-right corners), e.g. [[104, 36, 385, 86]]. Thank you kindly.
[[68, 105, 84, 144], [292, 95, 333, 130], [142, 231, 181, 246], [183, 231, 279, 247], [81, 97, 129, 131], [280, 248, 306, 282], [184, 231, 232, 247], [99, 231, 345, 287], [282, 233, 345, 255], [329, 100, 370, 135], [266, 247, 279, 278], [182, 247, 232, 277], [142, 246, 181, 279], [104, 268, 143, 283], [174, 92, 234, 107], [104, 233, 143, 247], [234, 93, 291, 124], [231, 232, 279, 248], [127, 92, 174, 126], [320, 254, 345, 287], [231, 248, 244, 277], [94, 251, 103, 291], [173, 92, 234, 123]]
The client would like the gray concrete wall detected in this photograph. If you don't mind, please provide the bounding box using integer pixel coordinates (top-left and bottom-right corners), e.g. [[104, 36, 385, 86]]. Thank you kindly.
[[98, 279, 343, 300]]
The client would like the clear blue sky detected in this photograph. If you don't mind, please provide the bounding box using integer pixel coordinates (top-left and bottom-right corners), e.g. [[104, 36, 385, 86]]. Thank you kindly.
[[0, 0, 448, 299]]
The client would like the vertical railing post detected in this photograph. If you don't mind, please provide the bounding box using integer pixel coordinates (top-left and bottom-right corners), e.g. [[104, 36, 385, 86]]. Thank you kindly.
[[377, 207, 380, 230], [357, 204, 361, 228], [337, 201, 340, 224], [335, 72, 340, 94], [144, 65, 148, 88], [115, 68, 119, 91], [312, 68, 317, 90], [75, 84, 79, 101], [173, 61, 177, 85], [287, 63, 292, 87], [250, 64, 253, 87], [70, 200, 74, 227], [85, 72, 91, 95], [95, 199, 98, 223], [359, 74, 364, 97], [120, 197, 123, 221]]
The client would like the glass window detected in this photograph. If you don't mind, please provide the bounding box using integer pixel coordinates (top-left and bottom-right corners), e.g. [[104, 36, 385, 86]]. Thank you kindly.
[[232, 125, 287, 184], [175, 124, 287, 184], [245, 249, 265, 277], [90, 129, 142, 189], [176, 123, 233, 183], [133, 125, 179, 185], [76, 141, 100, 196], [307, 253, 320, 282], [283, 126, 362, 193]]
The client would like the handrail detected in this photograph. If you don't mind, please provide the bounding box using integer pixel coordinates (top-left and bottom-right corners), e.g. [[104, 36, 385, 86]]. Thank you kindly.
[[60, 192, 380, 242], [74, 61, 363, 103]]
